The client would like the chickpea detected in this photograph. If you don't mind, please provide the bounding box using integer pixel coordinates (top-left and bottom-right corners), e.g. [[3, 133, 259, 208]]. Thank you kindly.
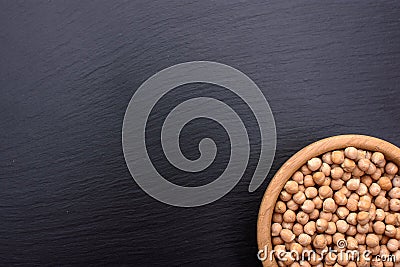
[[301, 200, 315, 214], [396, 228, 400, 240], [387, 239, 399, 252], [322, 177, 331, 186], [309, 209, 319, 220], [323, 198, 336, 213], [366, 162, 377, 175], [392, 176, 400, 187], [296, 211, 309, 225], [308, 256, 322, 266], [355, 233, 366, 245], [332, 151, 345, 164], [298, 185, 305, 193], [336, 220, 349, 234], [333, 191, 347, 206], [357, 223, 370, 234], [386, 162, 399, 175], [331, 179, 344, 191], [326, 221, 337, 235], [367, 152, 374, 160], [285, 181, 299, 194], [292, 191, 306, 205], [313, 196, 323, 209], [368, 246, 381, 257], [342, 172, 352, 182], [349, 193, 360, 200], [352, 166, 365, 177], [337, 254, 350, 266], [301, 164, 312, 175], [319, 185, 333, 199], [273, 213, 283, 223], [342, 158, 356, 172], [390, 199, 400, 211], [346, 212, 358, 225], [389, 187, 400, 199], [273, 243, 285, 253], [356, 183, 368, 196], [339, 186, 350, 197], [281, 191, 292, 203], [272, 240, 285, 250], [313, 234, 327, 249], [282, 222, 293, 229], [293, 223, 303, 236], [287, 200, 299, 211], [346, 225, 357, 236], [292, 171, 304, 185], [346, 198, 358, 212], [381, 236, 390, 246], [385, 225, 397, 237], [380, 245, 391, 263], [378, 190, 387, 197], [361, 175, 373, 186], [357, 149, 367, 161], [281, 256, 294, 266], [322, 152, 333, 164], [303, 175, 315, 187], [320, 163, 331, 177], [333, 232, 345, 245], [358, 195, 372, 211], [347, 178, 360, 191], [312, 172, 326, 185], [290, 242, 303, 255], [369, 183, 381, 196], [316, 218, 329, 233], [319, 211, 332, 221], [373, 221, 386, 235], [358, 158, 371, 172], [366, 234, 380, 247], [325, 251, 337, 265], [307, 157, 322, 172], [304, 221, 316, 235], [280, 229, 295, 243], [347, 236, 358, 250], [298, 262, 311, 267], [375, 196, 389, 209], [336, 207, 349, 219], [394, 251, 400, 263], [283, 210, 296, 223], [385, 213, 397, 225], [272, 223, 282, 236], [371, 152, 385, 166], [372, 259, 383, 267], [370, 203, 377, 221], [371, 168, 382, 181], [298, 233, 312, 246], [356, 211, 370, 225], [379, 176, 393, 191], [275, 201, 287, 213], [331, 167, 344, 180], [345, 147, 358, 160], [305, 187, 318, 199]]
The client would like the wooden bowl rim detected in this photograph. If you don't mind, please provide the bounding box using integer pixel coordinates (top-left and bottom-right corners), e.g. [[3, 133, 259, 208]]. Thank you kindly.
[[257, 134, 400, 267]]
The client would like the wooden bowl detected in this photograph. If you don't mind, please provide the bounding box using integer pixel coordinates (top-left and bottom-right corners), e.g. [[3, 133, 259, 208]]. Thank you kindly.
[[257, 134, 400, 267]]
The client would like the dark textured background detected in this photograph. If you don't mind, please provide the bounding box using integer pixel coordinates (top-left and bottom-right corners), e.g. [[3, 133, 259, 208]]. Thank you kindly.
[[1, 1, 400, 266]]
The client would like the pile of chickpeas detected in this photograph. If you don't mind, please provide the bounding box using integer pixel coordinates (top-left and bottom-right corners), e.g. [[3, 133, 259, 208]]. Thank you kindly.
[[271, 147, 400, 267]]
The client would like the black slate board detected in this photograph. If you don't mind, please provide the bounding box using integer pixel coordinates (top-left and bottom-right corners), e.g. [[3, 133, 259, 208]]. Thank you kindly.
[[1, 1, 400, 266]]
